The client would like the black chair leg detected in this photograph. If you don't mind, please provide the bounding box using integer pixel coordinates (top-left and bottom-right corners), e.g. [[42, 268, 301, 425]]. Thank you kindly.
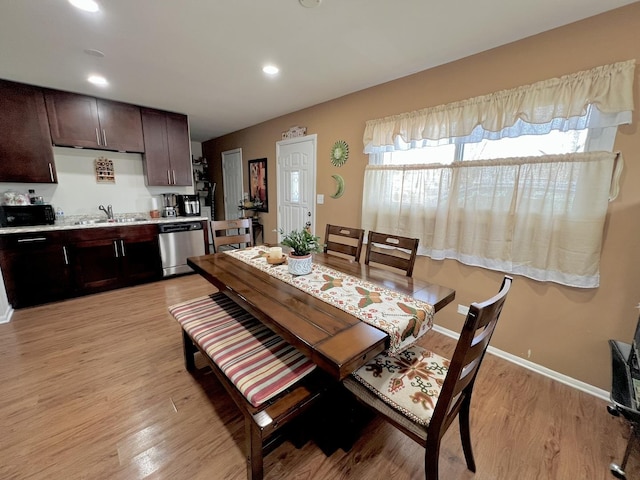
[[459, 396, 476, 472], [424, 437, 441, 480], [610, 423, 639, 479]]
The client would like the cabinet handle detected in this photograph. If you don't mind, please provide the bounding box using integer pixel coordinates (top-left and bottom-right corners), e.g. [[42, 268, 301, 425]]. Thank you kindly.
[[167, 170, 171, 184], [95, 128, 101, 146], [17, 237, 47, 243], [120, 239, 126, 257], [172, 170, 177, 185], [62, 246, 69, 265], [48, 163, 54, 182], [113, 240, 119, 258], [102, 129, 107, 146]]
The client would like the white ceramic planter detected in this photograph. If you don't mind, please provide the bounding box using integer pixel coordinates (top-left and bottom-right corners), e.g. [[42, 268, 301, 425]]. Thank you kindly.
[[287, 254, 312, 275]]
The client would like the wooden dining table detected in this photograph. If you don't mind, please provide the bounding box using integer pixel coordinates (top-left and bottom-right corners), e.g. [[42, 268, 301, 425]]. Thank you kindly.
[[187, 250, 455, 381]]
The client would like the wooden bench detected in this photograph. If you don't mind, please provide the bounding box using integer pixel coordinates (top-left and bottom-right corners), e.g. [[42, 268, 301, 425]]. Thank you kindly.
[[169, 293, 330, 480]]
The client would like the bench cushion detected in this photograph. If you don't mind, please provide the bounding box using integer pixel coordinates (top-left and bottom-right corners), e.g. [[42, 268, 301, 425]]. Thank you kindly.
[[169, 293, 316, 407]]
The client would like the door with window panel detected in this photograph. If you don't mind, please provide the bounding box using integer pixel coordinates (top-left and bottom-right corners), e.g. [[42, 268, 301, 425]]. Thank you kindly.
[[276, 135, 317, 239]]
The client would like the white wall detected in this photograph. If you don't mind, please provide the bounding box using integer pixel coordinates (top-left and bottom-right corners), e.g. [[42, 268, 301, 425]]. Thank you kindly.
[[191, 141, 202, 159], [0, 145, 203, 217]]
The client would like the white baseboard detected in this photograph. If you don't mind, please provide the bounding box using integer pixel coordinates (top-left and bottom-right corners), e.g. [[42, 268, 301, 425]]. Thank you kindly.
[[0, 304, 13, 324], [431, 324, 610, 402]]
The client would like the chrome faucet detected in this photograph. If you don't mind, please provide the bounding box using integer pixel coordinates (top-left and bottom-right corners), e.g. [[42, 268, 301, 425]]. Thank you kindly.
[[99, 204, 114, 220]]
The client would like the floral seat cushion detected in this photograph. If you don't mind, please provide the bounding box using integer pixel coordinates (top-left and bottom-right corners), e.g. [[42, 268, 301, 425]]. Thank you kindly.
[[169, 293, 316, 408], [349, 345, 450, 426]]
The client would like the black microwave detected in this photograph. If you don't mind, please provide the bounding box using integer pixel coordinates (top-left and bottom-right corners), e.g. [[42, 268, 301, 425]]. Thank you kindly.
[[0, 204, 56, 227]]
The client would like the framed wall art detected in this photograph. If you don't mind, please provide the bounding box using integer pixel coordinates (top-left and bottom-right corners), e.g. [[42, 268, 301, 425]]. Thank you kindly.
[[248, 158, 268, 212]]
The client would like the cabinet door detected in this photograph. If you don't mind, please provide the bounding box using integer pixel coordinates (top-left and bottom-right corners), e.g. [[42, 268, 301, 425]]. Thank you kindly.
[[119, 226, 162, 284], [141, 108, 172, 185], [166, 112, 192, 185], [0, 80, 57, 183], [72, 235, 122, 293], [141, 108, 192, 186], [96, 99, 144, 153], [45, 90, 102, 149], [0, 233, 71, 308]]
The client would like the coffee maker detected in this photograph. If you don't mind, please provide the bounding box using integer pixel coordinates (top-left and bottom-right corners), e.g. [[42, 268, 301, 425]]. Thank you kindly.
[[177, 194, 200, 217], [160, 193, 178, 217]]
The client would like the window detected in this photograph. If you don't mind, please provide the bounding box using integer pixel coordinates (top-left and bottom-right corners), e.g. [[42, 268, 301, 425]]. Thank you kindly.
[[361, 60, 634, 288]]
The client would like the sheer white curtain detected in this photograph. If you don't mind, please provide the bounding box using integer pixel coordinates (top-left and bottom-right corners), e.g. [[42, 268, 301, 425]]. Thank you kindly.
[[362, 152, 620, 288]]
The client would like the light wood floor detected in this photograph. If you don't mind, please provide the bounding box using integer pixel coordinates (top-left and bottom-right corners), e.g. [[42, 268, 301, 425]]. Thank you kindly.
[[0, 274, 635, 480]]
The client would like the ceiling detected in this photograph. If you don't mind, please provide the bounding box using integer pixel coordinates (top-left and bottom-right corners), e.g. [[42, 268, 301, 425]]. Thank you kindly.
[[0, 0, 636, 143]]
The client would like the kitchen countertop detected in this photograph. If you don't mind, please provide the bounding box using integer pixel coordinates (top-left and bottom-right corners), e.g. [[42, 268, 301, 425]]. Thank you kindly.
[[0, 215, 209, 235]]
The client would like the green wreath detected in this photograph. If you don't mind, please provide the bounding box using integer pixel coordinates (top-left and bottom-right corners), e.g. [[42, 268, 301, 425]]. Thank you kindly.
[[330, 140, 349, 167]]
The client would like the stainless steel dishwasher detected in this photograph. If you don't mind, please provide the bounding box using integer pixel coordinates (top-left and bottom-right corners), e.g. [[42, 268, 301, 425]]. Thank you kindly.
[[158, 221, 206, 277]]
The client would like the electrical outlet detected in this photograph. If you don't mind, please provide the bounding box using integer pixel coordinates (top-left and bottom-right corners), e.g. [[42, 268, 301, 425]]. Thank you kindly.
[[457, 304, 469, 315]]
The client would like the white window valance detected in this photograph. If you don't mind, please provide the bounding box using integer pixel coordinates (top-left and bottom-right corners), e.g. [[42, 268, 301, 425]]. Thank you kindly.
[[363, 60, 635, 154]]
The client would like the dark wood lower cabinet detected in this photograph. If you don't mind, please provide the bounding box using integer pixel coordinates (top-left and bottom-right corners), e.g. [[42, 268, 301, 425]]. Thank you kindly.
[[71, 225, 161, 294], [0, 232, 71, 308], [72, 231, 124, 294], [0, 225, 163, 308]]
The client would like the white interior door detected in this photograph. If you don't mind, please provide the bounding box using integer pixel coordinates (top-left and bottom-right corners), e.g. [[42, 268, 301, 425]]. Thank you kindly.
[[221, 148, 243, 220], [276, 135, 317, 239]]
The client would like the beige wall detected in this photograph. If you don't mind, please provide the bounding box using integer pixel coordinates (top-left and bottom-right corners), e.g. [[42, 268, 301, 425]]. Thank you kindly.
[[203, 3, 640, 390]]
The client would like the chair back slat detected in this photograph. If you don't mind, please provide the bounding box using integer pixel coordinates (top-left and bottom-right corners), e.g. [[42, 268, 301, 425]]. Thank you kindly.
[[364, 231, 419, 276], [211, 218, 253, 252], [428, 276, 512, 440], [324, 224, 365, 262]]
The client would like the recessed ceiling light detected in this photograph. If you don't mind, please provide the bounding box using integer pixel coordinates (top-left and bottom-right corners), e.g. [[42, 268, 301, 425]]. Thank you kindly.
[[83, 48, 105, 58], [263, 65, 279, 75], [88, 75, 108, 86], [299, 0, 321, 7], [69, 0, 99, 13]]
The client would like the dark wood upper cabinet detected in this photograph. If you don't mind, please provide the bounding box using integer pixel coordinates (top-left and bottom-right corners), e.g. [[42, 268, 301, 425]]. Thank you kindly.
[[0, 80, 57, 183], [96, 99, 145, 152], [141, 108, 192, 186], [45, 90, 144, 153]]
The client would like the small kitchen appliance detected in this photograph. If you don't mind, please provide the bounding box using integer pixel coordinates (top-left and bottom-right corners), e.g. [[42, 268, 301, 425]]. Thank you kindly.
[[160, 193, 178, 217], [177, 194, 200, 217], [0, 204, 55, 227]]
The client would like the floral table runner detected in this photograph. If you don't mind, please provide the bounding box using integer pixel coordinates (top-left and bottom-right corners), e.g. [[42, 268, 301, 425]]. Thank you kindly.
[[225, 246, 435, 354]]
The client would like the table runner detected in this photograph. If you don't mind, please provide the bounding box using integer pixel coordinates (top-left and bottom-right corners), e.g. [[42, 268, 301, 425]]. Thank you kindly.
[[225, 246, 435, 354]]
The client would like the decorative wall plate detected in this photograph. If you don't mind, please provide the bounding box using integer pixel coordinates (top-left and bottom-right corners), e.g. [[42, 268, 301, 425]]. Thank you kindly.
[[330, 174, 345, 198], [330, 140, 349, 167]]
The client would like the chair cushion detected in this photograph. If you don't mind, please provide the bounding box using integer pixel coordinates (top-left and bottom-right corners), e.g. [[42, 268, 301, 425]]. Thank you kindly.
[[348, 345, 449, 426], [169, 293, 316, 408]]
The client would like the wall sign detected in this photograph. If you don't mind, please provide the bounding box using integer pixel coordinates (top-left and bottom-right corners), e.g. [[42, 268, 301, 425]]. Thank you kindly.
[[95, 157, 115, 183]]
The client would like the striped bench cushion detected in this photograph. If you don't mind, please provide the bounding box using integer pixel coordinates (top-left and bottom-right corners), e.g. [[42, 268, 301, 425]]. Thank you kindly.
[[169, 293, 316, 408]]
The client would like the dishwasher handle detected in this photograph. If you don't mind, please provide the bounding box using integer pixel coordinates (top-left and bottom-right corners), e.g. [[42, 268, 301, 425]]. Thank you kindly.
[[158, 222, 203, 234]]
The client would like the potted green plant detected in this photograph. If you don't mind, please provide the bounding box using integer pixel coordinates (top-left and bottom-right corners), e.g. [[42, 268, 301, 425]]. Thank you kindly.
[[279, 228, 322, 275]]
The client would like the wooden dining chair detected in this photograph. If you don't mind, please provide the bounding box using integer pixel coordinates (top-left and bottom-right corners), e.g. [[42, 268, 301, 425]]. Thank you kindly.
[[324, 224, 365, 262], [211, 218, 253, 252], [364, 230, 419, 276], [343, 276, 512, 480]]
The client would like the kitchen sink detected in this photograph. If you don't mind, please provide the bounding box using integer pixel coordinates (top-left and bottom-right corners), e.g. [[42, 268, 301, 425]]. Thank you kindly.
[[111, 217, 148, 223], [73, 219, 102, 225], [74, 217, 148, 225]]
